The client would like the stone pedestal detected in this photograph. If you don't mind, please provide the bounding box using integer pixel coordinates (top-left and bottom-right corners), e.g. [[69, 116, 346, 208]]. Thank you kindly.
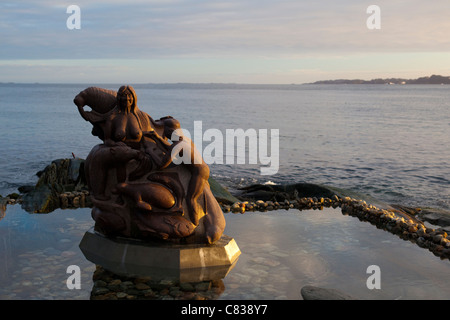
[[79, 228, 241, 282]]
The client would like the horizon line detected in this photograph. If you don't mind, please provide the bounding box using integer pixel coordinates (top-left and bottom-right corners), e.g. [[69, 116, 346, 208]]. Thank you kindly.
[[2, 74, 449, 86]]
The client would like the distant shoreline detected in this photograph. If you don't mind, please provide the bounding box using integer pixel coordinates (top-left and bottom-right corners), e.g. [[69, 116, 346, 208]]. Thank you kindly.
[[306, 74, 450, 85], [1, 75, 450, 87]]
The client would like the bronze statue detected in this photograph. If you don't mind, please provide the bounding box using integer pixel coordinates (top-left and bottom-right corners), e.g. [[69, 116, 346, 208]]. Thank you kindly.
[[74, 86, 225, 244]]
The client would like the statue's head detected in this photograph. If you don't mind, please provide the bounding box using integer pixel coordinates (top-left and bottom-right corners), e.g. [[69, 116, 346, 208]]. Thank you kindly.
[[117, 85, 137, 112]]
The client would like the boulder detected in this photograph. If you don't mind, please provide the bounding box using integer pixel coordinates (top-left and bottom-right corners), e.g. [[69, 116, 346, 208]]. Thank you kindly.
[[418, 208, 450, 229], [21, 158, 87, 213], [300, 285, 357, 300], [208, 177, 240, 205], [21, 184, 58, 213], [237, 183, 336, 202]]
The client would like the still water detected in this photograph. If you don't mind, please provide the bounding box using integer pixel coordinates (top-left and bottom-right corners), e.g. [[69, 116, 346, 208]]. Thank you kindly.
[[0, 205, 449, 300]]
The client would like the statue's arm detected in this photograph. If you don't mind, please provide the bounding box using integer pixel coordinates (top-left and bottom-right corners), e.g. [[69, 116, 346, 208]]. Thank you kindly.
[[73, 93, 90, 121], [102, 120, 117, 147], [158, 147, 177, 169], [143, 130, 172, 147]]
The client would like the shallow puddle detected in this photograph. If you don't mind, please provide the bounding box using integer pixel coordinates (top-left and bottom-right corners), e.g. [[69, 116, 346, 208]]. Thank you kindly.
[[223, 208, 450, 300], [0, 205, 449, 300]]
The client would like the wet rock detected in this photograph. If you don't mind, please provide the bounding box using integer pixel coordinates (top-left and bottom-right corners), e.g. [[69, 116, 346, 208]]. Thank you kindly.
[[300, 285, 357, 300], [195, 282, 211, 291], [134, 276, 152, 284], [142, 289, 156, 299], [94, 280, 107, 287], [120, 281, 134, 290], [180, 283, 195, 292], [21, 184, 58, 213], [59, 194, 69, 208], [237, 183, 338, 202], [7, 193, 20, 200], [417, 208, 450, 228], [433, 234, 444, 244], [116, 292, 127, 299], [169, 288, 183, 298], [208, 177, 240, 205], [18, 185, 34, 194], [21, 158, 88, 213], [92, 287, 110, 296], [135, 283, 150, 290]]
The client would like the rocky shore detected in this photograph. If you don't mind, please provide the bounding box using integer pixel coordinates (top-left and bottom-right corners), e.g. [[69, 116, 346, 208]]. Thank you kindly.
[[222, 196, 450, 260]]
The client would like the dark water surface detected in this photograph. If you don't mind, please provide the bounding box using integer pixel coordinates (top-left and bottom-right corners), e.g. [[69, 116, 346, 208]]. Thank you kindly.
[[0, 83, 449, 210]]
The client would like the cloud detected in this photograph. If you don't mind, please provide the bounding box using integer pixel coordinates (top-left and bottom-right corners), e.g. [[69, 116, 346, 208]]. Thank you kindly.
[[1, 1, 449, 83], [1, 0, 450, 60]]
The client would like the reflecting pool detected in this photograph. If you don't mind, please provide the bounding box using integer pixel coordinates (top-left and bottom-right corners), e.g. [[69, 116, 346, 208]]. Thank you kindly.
[[0, 205, 449, 300]]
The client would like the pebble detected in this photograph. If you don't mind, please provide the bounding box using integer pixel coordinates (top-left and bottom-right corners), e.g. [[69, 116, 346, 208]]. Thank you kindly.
[[135, 283, 150, 290], [180, 283, 195, 292], [195, 282, 211, 291]]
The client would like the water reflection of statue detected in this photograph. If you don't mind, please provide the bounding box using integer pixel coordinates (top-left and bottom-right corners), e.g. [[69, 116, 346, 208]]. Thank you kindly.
[[90, 265, 226, 300], [74, 86, 225, 244]]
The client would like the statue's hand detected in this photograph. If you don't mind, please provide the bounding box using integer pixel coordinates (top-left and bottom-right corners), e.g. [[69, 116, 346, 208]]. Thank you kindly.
[[73, 94, 86, 108], [143, 130, 157, 138]]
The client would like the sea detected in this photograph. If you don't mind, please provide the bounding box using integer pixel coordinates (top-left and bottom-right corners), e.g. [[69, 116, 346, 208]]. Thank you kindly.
[[1, 83, 449, 211]]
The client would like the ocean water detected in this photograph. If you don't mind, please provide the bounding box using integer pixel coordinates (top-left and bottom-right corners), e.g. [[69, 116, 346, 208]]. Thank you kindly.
[[0, 83, 449, 210]]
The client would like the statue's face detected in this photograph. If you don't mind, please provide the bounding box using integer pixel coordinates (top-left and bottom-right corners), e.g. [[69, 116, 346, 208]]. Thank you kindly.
[[119, 93, 133, 110]]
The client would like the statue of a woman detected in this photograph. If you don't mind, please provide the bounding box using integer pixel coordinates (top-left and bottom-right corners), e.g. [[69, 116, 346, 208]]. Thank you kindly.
[[74, 86, 225, 244]]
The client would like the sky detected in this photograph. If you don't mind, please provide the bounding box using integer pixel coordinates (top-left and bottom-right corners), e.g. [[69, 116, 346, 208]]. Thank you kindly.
[[1, 0, 449, 84]]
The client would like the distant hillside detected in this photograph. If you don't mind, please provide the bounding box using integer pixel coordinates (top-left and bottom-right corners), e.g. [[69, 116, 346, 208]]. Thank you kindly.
[[308, 75, 450, 85]]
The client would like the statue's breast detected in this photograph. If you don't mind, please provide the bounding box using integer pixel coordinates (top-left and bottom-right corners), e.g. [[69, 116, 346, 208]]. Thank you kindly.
[[111, 114, 143, 143], [127, 116, 143, 141]]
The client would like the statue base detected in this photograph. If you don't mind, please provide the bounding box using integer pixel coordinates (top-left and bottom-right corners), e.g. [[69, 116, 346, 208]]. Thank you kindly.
[[79, 228, 241, 283]]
